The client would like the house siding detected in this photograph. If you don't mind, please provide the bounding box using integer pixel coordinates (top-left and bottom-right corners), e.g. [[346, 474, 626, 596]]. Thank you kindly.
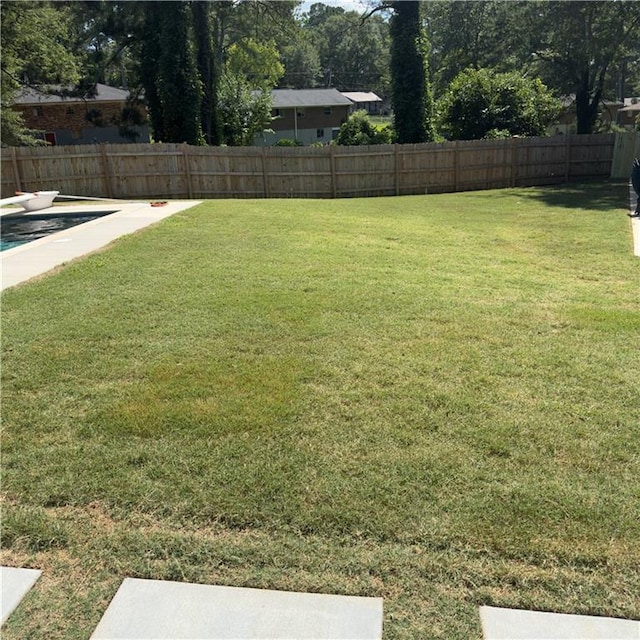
[[255, 104, 350, 145], [272, 105, 349, 131], [347, 100, 382, 115]]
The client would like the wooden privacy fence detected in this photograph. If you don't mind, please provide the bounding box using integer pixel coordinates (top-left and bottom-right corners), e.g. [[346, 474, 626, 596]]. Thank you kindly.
[[1, 133, 621, 200]]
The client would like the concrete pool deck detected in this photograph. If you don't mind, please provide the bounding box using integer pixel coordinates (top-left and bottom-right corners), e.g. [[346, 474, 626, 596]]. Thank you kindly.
[[1, 200, 202, 291]]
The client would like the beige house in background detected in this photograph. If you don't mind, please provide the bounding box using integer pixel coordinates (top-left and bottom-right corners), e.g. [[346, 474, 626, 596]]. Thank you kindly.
[[254, 89, 352, 146], [551, 95, 639, 135], [617, 98, 640, 129], [342, 91, 383, 115]]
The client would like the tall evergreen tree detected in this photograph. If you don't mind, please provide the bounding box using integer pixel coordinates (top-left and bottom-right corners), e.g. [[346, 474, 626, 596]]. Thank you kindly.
[[192, 0, 222, 145], [389, 1, 435, 143], [139, 6, 164, 141], [140, 2, 203, 144]]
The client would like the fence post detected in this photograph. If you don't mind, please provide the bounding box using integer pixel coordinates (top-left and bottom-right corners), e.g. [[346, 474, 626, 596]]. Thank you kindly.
[[182, 143, 194, 199], [330, 145, 337, 198], [510, 137, 518, 187], [10, 147, 22, 192], [261, 147, 270, 198], [453, 141, 460, 191], [99, 143, 114, 198], [564, 135, 572, 183], [611, 132, 640, 179], [394, 144, 400, 196]]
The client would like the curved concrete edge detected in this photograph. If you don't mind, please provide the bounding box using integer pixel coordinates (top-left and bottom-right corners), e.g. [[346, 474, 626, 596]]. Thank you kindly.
[[1, 201, 202, 291]]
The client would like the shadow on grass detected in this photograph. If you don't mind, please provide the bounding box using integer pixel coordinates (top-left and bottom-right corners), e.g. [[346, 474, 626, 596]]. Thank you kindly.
[[515, 180, 629, 212]]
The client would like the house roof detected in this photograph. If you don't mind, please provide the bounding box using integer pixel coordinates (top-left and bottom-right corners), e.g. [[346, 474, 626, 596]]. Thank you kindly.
[[559, 95, 624, 109], [620, 100, 640, 112], [14, 83, 130, 105], [271, 89, 352, 108], [341, 91, 382, 103]]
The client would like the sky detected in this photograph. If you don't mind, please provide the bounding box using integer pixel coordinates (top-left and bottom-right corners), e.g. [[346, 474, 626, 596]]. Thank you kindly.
[[298, 0, 372, 15]]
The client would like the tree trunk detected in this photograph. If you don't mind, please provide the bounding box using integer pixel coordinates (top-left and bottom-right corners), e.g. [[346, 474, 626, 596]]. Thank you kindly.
[[575, 71, 601, 135]]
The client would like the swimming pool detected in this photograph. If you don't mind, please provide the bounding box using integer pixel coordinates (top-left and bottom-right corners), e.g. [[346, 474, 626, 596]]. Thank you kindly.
[[0, 211, 118, 252]]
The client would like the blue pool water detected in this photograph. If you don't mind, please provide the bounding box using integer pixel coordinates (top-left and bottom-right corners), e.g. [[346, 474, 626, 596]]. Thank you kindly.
[[0, 211, 117, 252]]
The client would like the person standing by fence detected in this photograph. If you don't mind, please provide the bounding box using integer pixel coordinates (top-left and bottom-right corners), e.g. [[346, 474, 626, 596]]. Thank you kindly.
[[630, 158, 640, 218]]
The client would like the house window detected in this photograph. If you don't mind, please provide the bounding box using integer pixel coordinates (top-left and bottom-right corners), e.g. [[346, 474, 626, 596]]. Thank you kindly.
[[317, 128, 325, 138], [66, 106, 75, 114], [324, 107, 332, 116], [274, 108, 281, 117], [297, 108, 306, 118], [34, 106, 44, 117]]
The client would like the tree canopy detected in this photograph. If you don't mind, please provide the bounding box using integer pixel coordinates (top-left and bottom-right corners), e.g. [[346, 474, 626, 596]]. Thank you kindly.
[[427, 0, 640, 134], [2, 0, 639, 146], [425, 1, 531, 98], [303, 4, 390, 96], [438, 68, 561, 140], [1, 0, 80, 146], [525, 1, 640, 134]]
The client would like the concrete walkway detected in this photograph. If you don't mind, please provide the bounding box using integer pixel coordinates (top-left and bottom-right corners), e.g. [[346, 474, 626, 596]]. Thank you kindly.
[[1, 200, 201, 291]]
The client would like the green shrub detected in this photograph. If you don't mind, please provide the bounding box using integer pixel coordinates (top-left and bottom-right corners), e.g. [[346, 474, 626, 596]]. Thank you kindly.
[[485, 128, 512, 139], [335, 110, 393, 145], [275, 138, 303, 146], [437, 68, 560, 140]]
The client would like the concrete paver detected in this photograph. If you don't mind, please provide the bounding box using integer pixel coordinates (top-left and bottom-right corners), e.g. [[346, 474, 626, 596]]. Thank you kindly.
[[1, 566, 42, 626], [91, 578, 383, 639], [479, 605, 640, 640]]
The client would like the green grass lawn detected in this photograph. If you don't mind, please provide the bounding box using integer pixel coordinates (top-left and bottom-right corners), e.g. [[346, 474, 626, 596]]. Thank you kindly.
[[1, 183, 639, 638], [370, 114, 393, 128]]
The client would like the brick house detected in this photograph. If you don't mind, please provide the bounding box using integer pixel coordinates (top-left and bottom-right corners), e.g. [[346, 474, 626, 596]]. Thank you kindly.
[[12, 83, 149, 145], [254, 88, 352, 146]]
